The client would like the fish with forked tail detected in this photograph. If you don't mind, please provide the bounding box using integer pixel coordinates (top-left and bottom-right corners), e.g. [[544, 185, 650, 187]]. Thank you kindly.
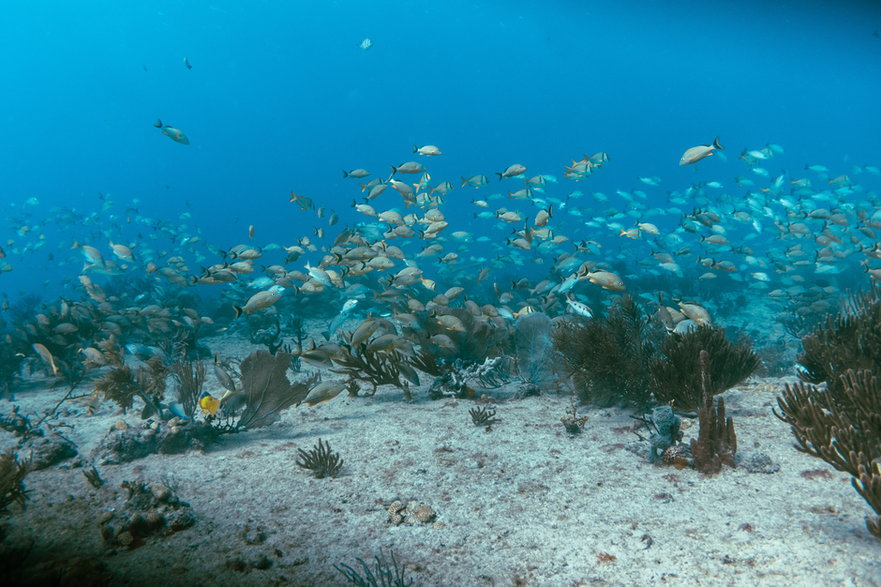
[[154, 119, 190, 145], [679, 137, 723, 166]]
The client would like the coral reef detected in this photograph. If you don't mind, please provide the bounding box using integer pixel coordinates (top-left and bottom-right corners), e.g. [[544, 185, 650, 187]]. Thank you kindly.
[[403, 305, 511, 375], [295, 438, 343, 479], [560, 404, 588, 435], [554, 295, 663, 407], [776, 371, 881, 538], [385, 501, 437, 526], [218, 350, 317, 431], [93, 356, 168, 418], [0, 341, 26, 399], [335, 548, 414, 587], [650, 325, 758, 411], [645, 406, 682, 464], [92, 418, 214, 464], [332, 342, 411, 397], [169, 359, 206, 419], [19, 431, 77, 470], [775, 287, 881, 539], [83, 465, 104, 488], [796, 288, 881, 391], [427, 357, 513, 400], [0, 449, 30, 515], [100, 479, 196, 549], [513, 312, 557, 391], [690, 351, 737, 475], [469, 405, 498, 427]]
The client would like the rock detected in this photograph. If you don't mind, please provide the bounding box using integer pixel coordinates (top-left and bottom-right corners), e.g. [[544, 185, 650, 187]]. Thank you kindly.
[[739, 451, 780, 474], [150, 483, 172, 503], [386, 500, 438, 525], [117, 531, 134, 547], [101, 479, 196, 548], [12, 556, 110, 587], [93, 425, 159, 464], [92, 419, 212, 464], [411, 504, 437, 523], [387, 501, 406, 525], [21, 432, 77, 470]]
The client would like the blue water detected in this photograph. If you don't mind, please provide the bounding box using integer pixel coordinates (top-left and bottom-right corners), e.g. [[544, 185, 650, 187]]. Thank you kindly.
[[1, 0, 880, 299]]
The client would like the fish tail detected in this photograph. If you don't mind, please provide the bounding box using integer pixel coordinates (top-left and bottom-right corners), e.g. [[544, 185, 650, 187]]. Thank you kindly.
[[342, 170, 349, 178], [232, 305, 244, 319], [154, 119, 163, 128], [413, 145, 419, 153], [713, 136, 724, 150], [496, 172, 504, 181]]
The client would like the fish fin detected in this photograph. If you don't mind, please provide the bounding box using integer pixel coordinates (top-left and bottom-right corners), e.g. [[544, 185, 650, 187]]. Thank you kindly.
[[713, 136, 724, 150], [232, 305, 244, 319], [342, 170, 348, 178], [154, 119, 163, 128], [496, 172, 504, 181]]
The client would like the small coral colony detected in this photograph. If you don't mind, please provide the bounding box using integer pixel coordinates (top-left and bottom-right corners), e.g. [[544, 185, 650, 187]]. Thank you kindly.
[[1, 137, 880, 567]]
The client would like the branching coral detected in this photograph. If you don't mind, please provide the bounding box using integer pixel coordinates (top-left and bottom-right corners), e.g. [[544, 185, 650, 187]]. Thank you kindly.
[[775, 286, 881, 539], [689, 351, 737, 475], [335, 549, 413, 587], [296, 438, 343, 479], [331, 343, 409, 396], [0, 449, 30, 514], [554, 295, 663, 407], [796, 288, 881, 390], [650, 325, 758, 411], [169, 359, 206, 419], [776, 370, 881, 538], [404, 306, 510, 371], [93, 356, 168, 417], [426, 357, 512, 399], [469, 405, 498, 427]]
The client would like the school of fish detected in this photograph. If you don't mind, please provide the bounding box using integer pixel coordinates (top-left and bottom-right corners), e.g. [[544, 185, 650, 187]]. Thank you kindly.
[[2, 137, 879, 394]]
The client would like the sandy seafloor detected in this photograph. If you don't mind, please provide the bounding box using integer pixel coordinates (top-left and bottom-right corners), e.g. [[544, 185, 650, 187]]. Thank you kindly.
[[1, 331, 879, 587]]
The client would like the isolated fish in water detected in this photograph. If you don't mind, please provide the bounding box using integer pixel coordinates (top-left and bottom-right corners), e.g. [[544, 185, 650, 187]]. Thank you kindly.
[[413, 144, 442, 156], [154, 119, 190, 145], [359, 38, 372, 50], [679, 137, 723, 166], [183, 57, 192, 70]]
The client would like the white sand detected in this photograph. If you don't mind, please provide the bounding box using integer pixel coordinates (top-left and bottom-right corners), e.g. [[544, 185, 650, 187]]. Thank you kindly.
[[1, 346, 879, 586]]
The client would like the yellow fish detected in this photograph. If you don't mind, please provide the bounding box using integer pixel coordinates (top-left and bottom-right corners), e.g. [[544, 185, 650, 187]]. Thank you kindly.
[[199, 391, 220, 416]]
